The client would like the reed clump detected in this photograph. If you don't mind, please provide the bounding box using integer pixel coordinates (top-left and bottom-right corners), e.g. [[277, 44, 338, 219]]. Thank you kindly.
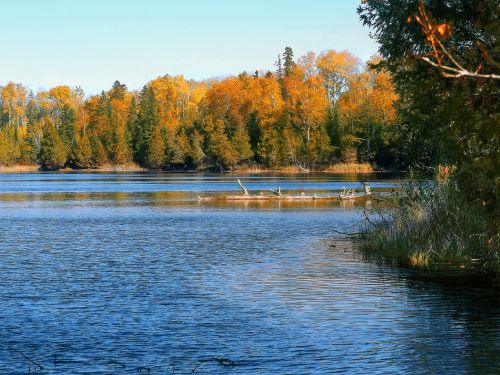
[[360, 181, 499, 276], [323, 163, 374, 173]]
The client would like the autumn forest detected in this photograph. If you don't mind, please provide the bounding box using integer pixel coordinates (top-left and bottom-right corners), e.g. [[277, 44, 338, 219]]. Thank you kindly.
[[0, 47, 400, 171]]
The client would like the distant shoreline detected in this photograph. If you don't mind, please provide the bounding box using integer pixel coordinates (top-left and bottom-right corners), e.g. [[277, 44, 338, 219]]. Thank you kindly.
[[0, 163, 393, 174]]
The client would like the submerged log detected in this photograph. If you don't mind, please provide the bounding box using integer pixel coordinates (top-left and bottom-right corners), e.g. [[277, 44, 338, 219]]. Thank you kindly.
[[197, 180, 372, 202], [198, 194, 339, 202], [339, 194, 371, 201]]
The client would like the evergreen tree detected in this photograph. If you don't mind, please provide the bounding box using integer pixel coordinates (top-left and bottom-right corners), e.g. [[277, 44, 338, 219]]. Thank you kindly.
[[326, 108, 341, 158], [165, 127, 186, 166], [109, 113, 131, 164], [58, 104, 76, 149], [38, 124, 67, 170], [189, 130, 205, 167], [146, 126, 165, 169], [133, 86, 159, 166], [207, 119, 237, 170], [26, 90, 40, 126], [111, 125, 130, 164], [274, 54, 283, 79], [247, 112, 261, 157], [283, 47, 295, 76], [231, 124, 253, 163], [339, 133, 358, 163], [275, 54, 285, 98], [126, 96, 138, 149], [359, 0, 499, 210], [98, 94, 113, 152], [258, 127, 282, 168], [109, 80, 127, 100], [308, 125, 333, 166], [90, 134, 108, 166], [70, 132, 93, 168], [281, 121, 300, 166]]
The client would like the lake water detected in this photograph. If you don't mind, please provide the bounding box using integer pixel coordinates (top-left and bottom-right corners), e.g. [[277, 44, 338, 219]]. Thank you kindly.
[[0, 173, 499, 374]]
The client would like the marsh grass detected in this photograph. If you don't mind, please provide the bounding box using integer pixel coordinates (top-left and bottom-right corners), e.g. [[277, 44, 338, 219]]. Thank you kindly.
[[360, 180, 499, 278]]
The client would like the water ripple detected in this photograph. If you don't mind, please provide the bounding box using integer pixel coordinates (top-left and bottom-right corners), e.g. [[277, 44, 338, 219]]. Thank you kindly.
[[0, 173, 498, 374]]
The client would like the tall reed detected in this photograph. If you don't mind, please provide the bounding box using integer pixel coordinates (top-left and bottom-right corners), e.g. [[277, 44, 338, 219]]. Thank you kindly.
[[360, 180, 499, 274]]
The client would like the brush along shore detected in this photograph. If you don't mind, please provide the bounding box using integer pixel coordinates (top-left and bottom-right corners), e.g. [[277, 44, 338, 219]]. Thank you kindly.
[[358, 181, 499, 283]]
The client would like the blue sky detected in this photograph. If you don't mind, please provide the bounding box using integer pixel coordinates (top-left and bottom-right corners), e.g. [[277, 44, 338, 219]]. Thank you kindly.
[[0, 0, 377, 95]]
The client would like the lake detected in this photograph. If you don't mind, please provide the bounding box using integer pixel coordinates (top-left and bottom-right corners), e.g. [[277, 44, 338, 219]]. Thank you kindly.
[[0, 172, 499, 374]]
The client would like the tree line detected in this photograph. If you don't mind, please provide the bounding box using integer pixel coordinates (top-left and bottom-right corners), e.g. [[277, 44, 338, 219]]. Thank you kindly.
[[0, 48, 402, 171]]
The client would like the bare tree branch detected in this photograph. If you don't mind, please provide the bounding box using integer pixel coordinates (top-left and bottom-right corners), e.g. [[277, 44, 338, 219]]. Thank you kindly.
[[420, 57, 500, 79], [409, 0, 500, 80]]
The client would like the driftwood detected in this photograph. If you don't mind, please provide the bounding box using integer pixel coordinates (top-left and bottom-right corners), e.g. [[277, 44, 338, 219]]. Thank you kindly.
[[237, 178, 249, 196], [362, 181, 372, 195], [338, 182, 372, 200], [197, 180, 372, 202], [339, 194, 371, 201], [272, 186, 282, 196]]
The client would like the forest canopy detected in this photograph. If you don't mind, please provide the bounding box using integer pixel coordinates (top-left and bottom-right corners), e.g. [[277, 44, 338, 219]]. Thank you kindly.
[[0, 48, 401, 171]]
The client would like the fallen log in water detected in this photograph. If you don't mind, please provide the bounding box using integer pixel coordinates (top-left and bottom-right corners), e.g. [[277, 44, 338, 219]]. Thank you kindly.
[[198, 194, 341, 202], [197, 180, 372, 202]]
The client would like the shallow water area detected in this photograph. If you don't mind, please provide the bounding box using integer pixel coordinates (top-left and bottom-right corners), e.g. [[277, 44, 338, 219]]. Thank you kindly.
[[0, 172, 498, 374]]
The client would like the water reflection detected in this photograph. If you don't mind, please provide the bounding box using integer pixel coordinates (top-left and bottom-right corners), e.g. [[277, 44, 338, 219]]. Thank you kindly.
[[395, 277, 500, 374], [0, 171, 402, 194]]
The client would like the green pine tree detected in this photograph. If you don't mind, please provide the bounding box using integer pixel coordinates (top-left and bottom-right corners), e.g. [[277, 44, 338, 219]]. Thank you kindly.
[[258, 127, 282, 168], [207, 119, 237, 170], [70, 132, 93, 169], [283, 47, 295, 77], [247, 112, 261, 157], [90, 134, 108, 166], [58, 104, 76, 149], [38, 124, 68, 170], [109, 80, 127, 100], [126, 96, 138, 148], [326, 108, 341, 159], [146, 126, 165, 169], [165, 128, 186, 166], [231, 124, 253, 164], [189, 130, 205, 167], [109, 113, 131, 164], [133, 86, 159, 166]]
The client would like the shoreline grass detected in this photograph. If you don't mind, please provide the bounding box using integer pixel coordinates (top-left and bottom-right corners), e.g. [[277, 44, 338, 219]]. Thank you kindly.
[[359, 180, 499, 282], [0, 162, 386, 174]]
